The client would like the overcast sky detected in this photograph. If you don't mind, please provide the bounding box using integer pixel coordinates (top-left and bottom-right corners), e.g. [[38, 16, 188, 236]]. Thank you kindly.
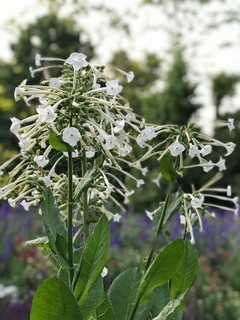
[[1, 0, 240, 134]]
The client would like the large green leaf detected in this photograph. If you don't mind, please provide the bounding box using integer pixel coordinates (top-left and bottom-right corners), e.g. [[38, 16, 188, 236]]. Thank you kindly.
[[49, 131, 74, 152], [95, 292, 114, 320], [108, 267, 143, 320], [153, 190, 183, 234], [30, 276, 82, 320], [150, 284, 170, 318], [160, 152, 177, 182], [74, 214, 110, 304], [80, 276, 104, 319], [170, 240, 199, 299], [74, 166, 99, 199], [136, 239, 184, 304], [41, 187, 69, 269]]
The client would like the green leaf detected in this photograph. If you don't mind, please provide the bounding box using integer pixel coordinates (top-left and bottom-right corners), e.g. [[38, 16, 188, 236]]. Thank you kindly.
[[49, 131, 74, 152], [160, 152, 177, 182], [25, 236, 50, 249], [153, 190, 183, 233], [152, 293, 186, 320], [30, 276, 82, 320], [74, 166, 99, 199], [95, 292, 114, 320], [41, 187, 69, 270], [108, 267, 142, 320], [74, 214, 110, 304], [150, 284, 170, 318], [170, 240, 199, 299], [136, 239, 184, 304], [80, 276, 104, 319]]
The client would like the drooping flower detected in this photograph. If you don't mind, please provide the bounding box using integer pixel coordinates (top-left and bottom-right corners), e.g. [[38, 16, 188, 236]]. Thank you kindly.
[[203, 160, 214, 172], [10, 117, 21, 135], [65, 52, 88, 71], [113, 213, 121, 222], [216, 157, 226, 171], [228, 118, 235, 131], [225, 142, 236, 156], [191, 195, 204, 208], [189, 143, 200, 158], [103, 135, 118, 150], [34, 155, 49, 168], [200, 145, 212, 156], [62, 127, 81, 147]]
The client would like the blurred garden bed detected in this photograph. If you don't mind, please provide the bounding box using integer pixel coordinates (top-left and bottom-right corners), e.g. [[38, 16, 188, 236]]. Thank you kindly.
[[1, 202, 240, 319]]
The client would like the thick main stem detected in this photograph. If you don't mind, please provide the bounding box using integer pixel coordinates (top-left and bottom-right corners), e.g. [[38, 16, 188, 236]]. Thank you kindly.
[[82, 149, 89, 244], [67, 150, 74, 287]]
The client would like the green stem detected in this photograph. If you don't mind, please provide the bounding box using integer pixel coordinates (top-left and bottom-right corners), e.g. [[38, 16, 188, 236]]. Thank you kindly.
[[67, 150, 74, 288], [82, 149, 89, 244]]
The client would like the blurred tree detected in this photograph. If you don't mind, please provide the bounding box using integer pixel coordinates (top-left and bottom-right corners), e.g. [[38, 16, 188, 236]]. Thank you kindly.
[[141, 49, 201, 125], [0, 13, 94, 159], [212, 72, 239, 119]]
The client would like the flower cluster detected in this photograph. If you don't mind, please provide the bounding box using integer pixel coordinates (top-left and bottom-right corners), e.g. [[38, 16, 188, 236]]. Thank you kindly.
[[0, 52, 238, 236]]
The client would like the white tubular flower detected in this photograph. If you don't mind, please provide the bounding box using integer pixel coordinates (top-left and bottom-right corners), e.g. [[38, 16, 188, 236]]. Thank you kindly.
[[114, 67, 134, 83], [113, 119, 125, 133], [83, 123, 94, 137], [189, 143, 200, 158], [191, 195, 204, 208], [62, 127, 81, 147], [225, 142, 236, 156], [14, 80, 27, 101], [36, 106, 57, 123], [169, 137, 185, 157], [136, 179, 145, 188], [103, 135, 118, 150], [20, 200, 32, 211], [10, 117, 21, 135], [17, 135, 31, 152], [85, 147, 96, 158], [41, 176, 53, 187], [64, 150, 79, 158], [92, 73, 100, 89], [228, 118, 235, 131], [65, 52, 88, 70], [101, 267, 108, 278], [200, 145, 212, 156], [203, 160, 214, 172], [34, 155, 49, 168], [216, 157, 226, 171], [106, 80, 123, 96], [49, 77, 62, 88], [113, 213, 121, 222], [35, 53, 65, 66], [136, 126, 157, 148]]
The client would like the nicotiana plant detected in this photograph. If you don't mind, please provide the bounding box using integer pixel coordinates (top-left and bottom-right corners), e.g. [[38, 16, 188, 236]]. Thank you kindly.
[[0, 51, 238, 320]]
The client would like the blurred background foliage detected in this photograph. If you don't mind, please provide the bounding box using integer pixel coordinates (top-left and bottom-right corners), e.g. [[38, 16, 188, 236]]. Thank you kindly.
[[0, 0, 240, 318]]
